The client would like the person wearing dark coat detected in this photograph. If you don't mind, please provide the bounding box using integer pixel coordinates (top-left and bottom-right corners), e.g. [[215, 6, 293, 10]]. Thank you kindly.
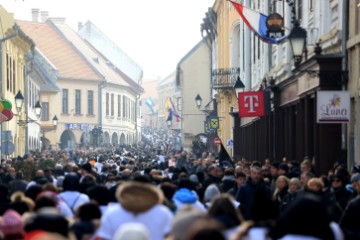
[[8, 171, 28, 195], [0, 184, 10, 215], [219, 168, 235, 193], [235, 166, 271, 220], [227, 171, 246, 197], [3, 167, 15, 185], [340, 173, 360, 240], [331, 174, 352, 222]]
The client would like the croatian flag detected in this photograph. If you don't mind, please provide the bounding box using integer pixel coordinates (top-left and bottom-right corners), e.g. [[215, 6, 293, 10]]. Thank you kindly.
[[146, 96, 156, 115], [229, 0, 287, 44]]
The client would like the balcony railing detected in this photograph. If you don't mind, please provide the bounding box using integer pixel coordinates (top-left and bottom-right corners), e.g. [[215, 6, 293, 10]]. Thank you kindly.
[[212, 67, 240, 89]]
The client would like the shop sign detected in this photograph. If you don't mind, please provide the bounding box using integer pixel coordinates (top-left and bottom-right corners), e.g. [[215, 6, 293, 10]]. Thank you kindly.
[[238, 91, 265, 117], [266, 13, 285, 38], [317, 91, 350, 123]]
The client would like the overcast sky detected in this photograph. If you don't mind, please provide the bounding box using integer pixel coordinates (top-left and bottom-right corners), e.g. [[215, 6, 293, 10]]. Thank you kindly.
[[2, 0, 215, 79]]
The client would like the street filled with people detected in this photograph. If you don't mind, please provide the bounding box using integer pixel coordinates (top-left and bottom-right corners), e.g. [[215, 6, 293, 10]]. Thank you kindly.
[[0, 127, 359, 239]]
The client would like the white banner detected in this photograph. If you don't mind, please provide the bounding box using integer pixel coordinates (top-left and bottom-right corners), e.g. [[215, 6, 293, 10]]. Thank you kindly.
[[317, 91, 350, 123]]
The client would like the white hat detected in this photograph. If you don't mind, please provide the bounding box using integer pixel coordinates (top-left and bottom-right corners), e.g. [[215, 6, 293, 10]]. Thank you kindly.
[[113, 223, 150, 240]]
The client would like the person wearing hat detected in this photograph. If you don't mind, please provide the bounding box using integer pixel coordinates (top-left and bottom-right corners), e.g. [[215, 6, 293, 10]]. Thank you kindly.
[[0, 209, 25, 239], [97, 180, 173, 240], [339, 173, 360, 240]]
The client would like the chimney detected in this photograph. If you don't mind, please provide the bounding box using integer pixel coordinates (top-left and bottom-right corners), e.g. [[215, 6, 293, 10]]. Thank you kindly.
[[78, 22, 83, 31], [40, 11, 49, 22], [31, 8, 40, 22]]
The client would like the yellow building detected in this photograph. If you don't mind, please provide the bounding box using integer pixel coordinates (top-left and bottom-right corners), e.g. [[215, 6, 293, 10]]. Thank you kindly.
[[0, 5, 35, 157], [211, 0, 242, 157]]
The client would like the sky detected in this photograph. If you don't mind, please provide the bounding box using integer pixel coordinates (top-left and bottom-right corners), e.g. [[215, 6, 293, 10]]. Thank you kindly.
[[1, 0, 215, 79]]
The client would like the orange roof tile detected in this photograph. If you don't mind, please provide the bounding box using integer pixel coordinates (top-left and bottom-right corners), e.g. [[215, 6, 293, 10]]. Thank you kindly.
[[17, 20, 102, 82]]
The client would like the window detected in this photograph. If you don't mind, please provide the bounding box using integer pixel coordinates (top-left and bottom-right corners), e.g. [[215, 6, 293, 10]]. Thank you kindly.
[[123, 95, 126, 118], [111, 93, 114, 116], [41, 102, 49, 121], [75, 90, 81, 114], [309, 0, 314, 11], [88, 90, 94, 115], [6, 54, 9, 91], [297, 0, 303, 22], [118, 95, 121, 117], [62, 89, 68, 114], [106, 92, 109, 116], [177, 97, 182, 111], [12, 59, 15, 94]]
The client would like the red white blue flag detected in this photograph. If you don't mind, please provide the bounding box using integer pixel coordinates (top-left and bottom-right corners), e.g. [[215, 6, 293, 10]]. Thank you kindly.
[[229, 0, 287, 44]]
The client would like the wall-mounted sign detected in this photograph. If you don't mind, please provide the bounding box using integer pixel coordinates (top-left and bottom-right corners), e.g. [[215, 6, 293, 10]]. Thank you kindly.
[[238, 91, 265, 118], [317, 91, 350, 123], [210, 117, 219, 129], [266, 13, 285, 38], [65, 123, 78, 130]]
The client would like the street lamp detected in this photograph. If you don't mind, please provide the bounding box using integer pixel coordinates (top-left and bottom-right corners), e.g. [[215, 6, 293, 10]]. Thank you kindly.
[[233, 76, 245, 99], [288, 21, 307, 67], [52, 115, 58, 126], [14, 90, 42, 126], [195, 94, 202, 109], [34, 101, 42, 119], [15, 90, 24, 113]]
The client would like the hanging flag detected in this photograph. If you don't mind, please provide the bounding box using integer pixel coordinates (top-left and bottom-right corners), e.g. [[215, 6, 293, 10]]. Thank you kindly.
[[218, 139, 234, 168], [169, 98, 182, 122], [164, 97, 182, 122], [145, 96, 156, 115], [228, 0, 287, 44]]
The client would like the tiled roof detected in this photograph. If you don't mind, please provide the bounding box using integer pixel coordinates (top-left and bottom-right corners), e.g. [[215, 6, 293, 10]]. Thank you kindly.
[[16, 20, 102, 82], [51, 21, 131, 88]]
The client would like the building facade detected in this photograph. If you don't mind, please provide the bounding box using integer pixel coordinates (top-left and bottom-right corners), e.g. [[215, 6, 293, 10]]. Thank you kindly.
[[52, 20, 143, 147], [0, 6, 38, 157], [201, 0, 348, 174], [17, 18, 103, 150], [176, 39, 211, 152], [157, 72, 180, 130], [347, 1, 360, 168], [141, 78, 159, 129]]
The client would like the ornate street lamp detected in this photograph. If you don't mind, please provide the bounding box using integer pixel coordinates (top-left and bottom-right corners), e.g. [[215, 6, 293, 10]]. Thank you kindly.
[[288, 21, 307, 67]]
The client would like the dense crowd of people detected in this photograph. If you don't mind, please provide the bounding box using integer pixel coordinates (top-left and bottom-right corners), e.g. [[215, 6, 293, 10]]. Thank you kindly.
[[0, 128, 359, 239]]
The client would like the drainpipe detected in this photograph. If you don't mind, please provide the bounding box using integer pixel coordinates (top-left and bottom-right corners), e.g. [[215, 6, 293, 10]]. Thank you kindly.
[[341, 0, 349, 166]]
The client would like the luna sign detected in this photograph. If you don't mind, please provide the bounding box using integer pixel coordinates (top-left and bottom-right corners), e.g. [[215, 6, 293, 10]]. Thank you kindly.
[[317, 91, 350, 123], [266, 13, 285, 38]]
